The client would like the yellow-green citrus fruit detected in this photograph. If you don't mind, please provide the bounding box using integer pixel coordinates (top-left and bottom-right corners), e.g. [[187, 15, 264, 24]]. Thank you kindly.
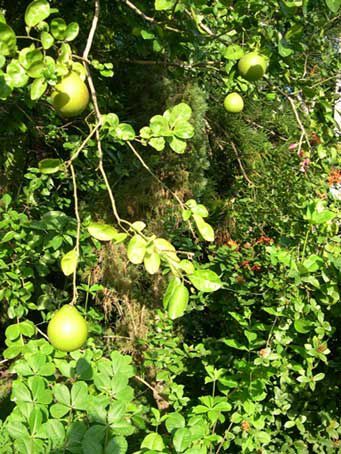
[[47, 304, 88, 352], [238, 52, 267, 82], [51, 72, 89, 118], [224, 93, 244, 113]]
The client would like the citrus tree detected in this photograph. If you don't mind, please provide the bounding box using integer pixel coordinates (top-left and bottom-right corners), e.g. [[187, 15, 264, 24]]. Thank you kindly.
[[0, 0, 340, 452]]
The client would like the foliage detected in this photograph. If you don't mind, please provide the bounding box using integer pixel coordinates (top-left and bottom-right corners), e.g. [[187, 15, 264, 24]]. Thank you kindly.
[[0, 0, 340, 453]]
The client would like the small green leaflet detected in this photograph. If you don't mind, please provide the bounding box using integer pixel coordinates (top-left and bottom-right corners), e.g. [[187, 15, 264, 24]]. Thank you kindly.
[[25, 0, 50, 28], [88, 223, 119, 241], [193, 214, 214, 242], [325, 0, 341, 13], [61, 248, 78, 276], [163, 277, 189, 319], [38, 158, 63, 174], [188, 270, 222, 292], [127, 235, 146, 264], [141, 432, 165, 451]]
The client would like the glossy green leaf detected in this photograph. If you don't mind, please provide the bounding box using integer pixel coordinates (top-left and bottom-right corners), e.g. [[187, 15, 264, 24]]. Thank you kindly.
[[41, 31, 54, 49], [188, 270, 222, 292], [141, 432, 165, 451], [168, 136, 187, 154], [223, 44, 244, 60], [167, 283, 189, 320], [38, 158, 63, 174], [61, 248, 78, 276], [155, 0, 175, 11], [65, 23, 80, 42], [193, 214, 214, 242], [25, 0, 50, 27], [127, 235, 147, 264], [325, 0, 341, 12], [144, 250, 161, 275], [173, 428, 192, 452], [30, 77, 47, 100], [116, 123, 136, 141], [0, 23, 17, 56], [6, 60, 29, 88], [51, 18, 67, 40], [88, 223, 119, 241]]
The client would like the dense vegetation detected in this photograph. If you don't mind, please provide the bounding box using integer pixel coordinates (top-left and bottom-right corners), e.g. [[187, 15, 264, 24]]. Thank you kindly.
[[0, 0, 340, 452]]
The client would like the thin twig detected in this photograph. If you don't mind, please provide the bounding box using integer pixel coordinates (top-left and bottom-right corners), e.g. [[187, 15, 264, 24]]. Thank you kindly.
[[286, 95, 312, 150], [134, 375, 168, 407], [121, 0, 183, 33], [36, 326, 50, 341], [66, 122, 101, 166], [82, 0, 129, 232], [70, 164, 81, 305], [230, 141, 254, 186]]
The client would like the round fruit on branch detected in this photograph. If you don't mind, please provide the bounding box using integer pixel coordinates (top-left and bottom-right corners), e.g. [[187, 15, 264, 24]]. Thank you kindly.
[[47, 304, 88, 352], [238, 52, 267, 82], [224, 92, 244, 113], [51, 72, 90, 118]]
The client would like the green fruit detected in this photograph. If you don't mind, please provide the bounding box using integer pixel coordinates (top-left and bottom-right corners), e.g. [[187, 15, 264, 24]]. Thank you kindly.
[[238, 52, 267, 82], [224, 93, 244, 113], [51, 72, 89, 117], [47, 304, 88, 352]]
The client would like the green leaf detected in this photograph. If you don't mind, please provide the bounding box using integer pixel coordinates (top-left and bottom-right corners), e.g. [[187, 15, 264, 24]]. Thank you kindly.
[[30, 77, 48, 100], [167, 103, 192, 125], [188, 270, 222, 292], [173, 121, 194, 140], [294, 319, 313, 334], [5, 324, 21, 341], [169, 136, 187, 154], [50, 403, 70, 418], [165, 413, 185, 433], [193, 214, 214, 242], [127, 235, 147, 264], [149, 137, 166, 151], [167, 282, 189, 320], [51, 18, 67, 40], [163, 277, 181, 310], [6, 60, 29, 88], [20, 321, 36, 337], [155, 0, 175, 11], [38, 158, 63, 174], [141, 433, 165, 451], [221, 338, 249, 351], [150, 115, 170, 135], [71, 381, 88, 410], [41, 31, 54, 49], [223, 44, 244, 60], [61, 248, 78, 276], [325, 0, 341, 12], [88, 223, 119, 241], [104, 436, 128, 454], [278, 38, 294, 57], [154, 238, 179, 263], [54, 383, 71, 406], [0, 23, 17, 56], [12, 382, 32, 402], [65, 23, 80, 42], [310, 210, 336, 224], [173, 428, 192, 452], [302, 255, 324, 272], [144, 250, 161, 275], [116, 123, 136, 141], [25, 0, 50, 27], [41, 420, 65, 445]]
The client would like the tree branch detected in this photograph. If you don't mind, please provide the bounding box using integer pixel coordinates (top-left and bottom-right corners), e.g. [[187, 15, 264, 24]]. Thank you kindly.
[[70, 163, 81, 305], [121, 0, 183, 34]]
